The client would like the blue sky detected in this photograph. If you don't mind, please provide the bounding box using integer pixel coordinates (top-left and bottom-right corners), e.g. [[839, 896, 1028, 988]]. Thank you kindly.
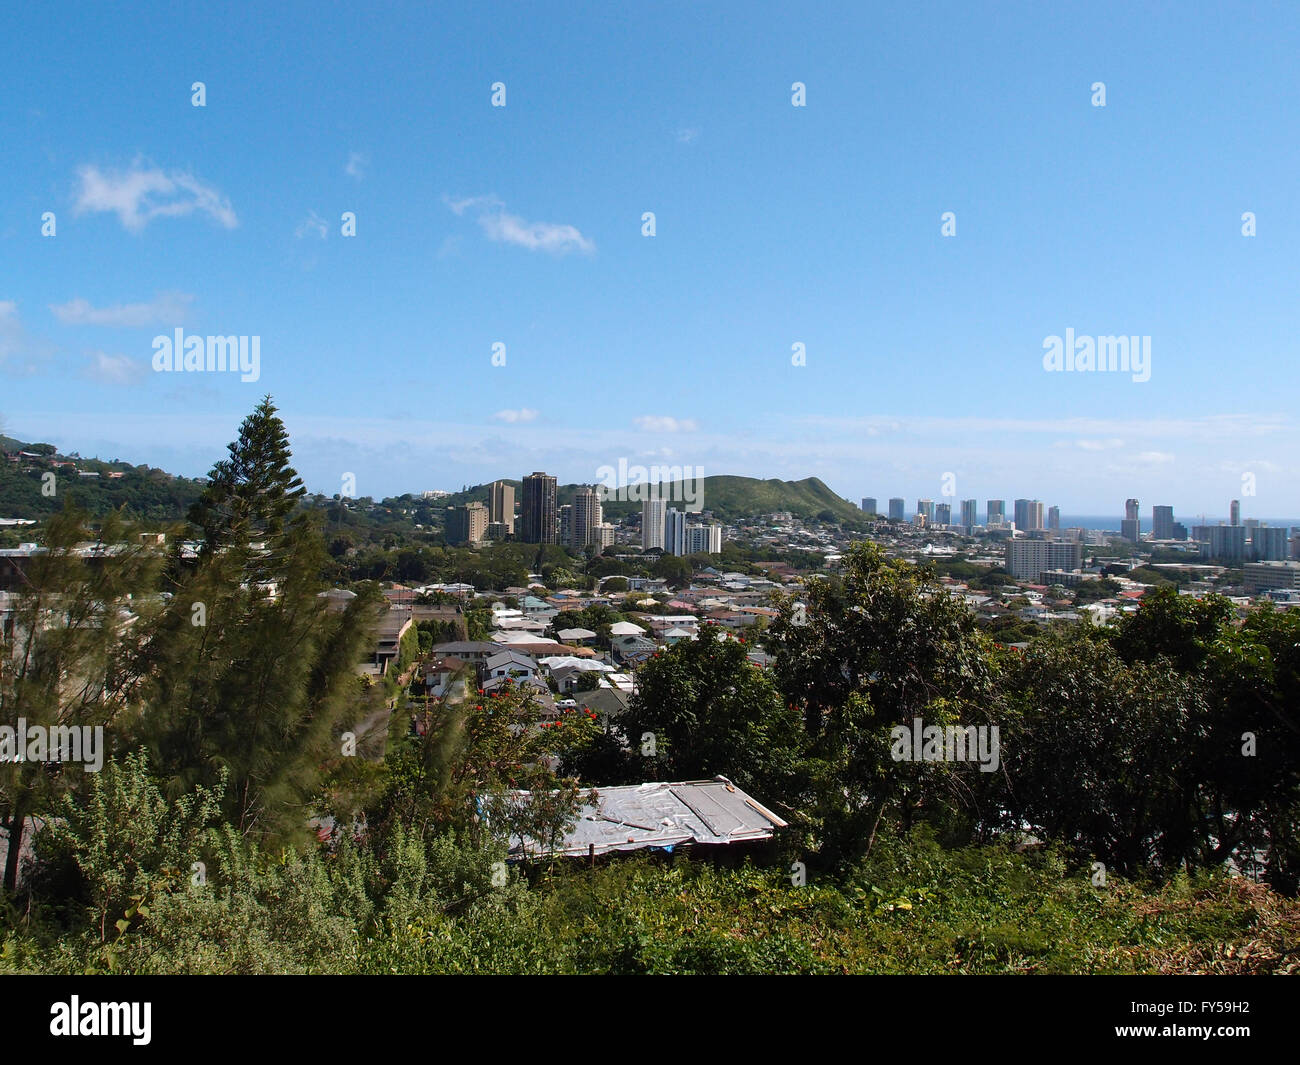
[[2, 0, 1298, 519]]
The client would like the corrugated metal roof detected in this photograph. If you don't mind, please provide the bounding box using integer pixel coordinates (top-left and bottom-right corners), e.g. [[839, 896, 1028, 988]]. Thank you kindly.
[[508, 777, 788, 858]]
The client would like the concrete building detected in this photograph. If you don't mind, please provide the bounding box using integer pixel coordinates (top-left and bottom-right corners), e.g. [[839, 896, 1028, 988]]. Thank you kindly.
[[861, 497, 877, 515], [1230, 499, 1241, 526], [935, 502, 951, 526], [488, 480, 515, 535], [1014, 499, 1044, 532], [1005, 539, 1083, 581], [1152, 505, 1174, 541], [685, 523, 723, 555], [1193, 524, 1247, 563], [446, 502, 488, 545], [961, 499, 977, 529], [1244, 560, 1300, 595], [665, 507, 688, 556], [1047, 505, 1060, 531], [888, 497, 906, 521], [987, 500, 1006, 526], [1121, 498, 1141, 543], [917, 498, 936, 523], [520, 472, 557, 544], [1253, 525, 1288, 562], [642, 496, 666, 551], [571, 485, 603, 548]]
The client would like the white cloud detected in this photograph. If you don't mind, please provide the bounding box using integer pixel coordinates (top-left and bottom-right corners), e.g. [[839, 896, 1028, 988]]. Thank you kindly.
[[634, 415, 698, 433], [1134, 451, 1175, 464], [0, 301, 55, 375], [676, 127, 700, 144], [444, 194, 594, 255], [50, 292, 193, 327], [295, 210, 329, 240], [493, 408, 539, 424], [82, 351, 146, 385], [74, 161, 238, 232], [1060, 438, 1126, 451], [345, 151, 368, 180]]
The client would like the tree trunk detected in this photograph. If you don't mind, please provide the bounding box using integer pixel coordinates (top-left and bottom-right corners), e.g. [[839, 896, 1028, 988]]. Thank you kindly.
[[3, 796, 27, 895]]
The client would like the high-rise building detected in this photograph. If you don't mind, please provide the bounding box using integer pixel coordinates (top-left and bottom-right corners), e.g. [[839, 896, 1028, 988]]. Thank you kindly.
[[961, 499, 977, 529], [917, 498, 936, 523], [488, 480, 515, 535], [1047, 506, 1060, 531], [1120, 498, 1141, 543], [1253, 525, 1288, 561], [642, 497, 666, 551], [595, 523, 616, 550], [1005, 540, 1083, 581], [1013, 499, 1044, 531], [1194, 524, 1247, 562], [1172, 522, 1188, 541], [520, 472, 557, 543], [1152, 505, 1174, 540], [558, 504, 573, 547], [685, 524, 723, 555], [861, 497, 877, 515], [446, 502, 488, 545], [987, 500, 1006, 526], [888, 497, 905, 521], [1230, 500, 1241, 526], [934, 503, 952, 526], [665, 507, 688, 556], [571, 485, 603, 548]]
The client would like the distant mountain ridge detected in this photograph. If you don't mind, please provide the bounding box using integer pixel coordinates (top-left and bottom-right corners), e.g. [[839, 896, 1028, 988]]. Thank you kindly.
[[1, 433, 862, 525], [433, 474, 863, 523]]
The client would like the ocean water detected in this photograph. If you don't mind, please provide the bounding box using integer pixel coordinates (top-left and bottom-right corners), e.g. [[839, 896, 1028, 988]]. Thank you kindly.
[[1057, 516, 1300, 534]]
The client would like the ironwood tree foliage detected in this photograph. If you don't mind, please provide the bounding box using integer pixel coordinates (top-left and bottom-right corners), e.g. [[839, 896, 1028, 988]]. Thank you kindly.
[[134, 398, 380, 842], [1, 508, 162, 893]]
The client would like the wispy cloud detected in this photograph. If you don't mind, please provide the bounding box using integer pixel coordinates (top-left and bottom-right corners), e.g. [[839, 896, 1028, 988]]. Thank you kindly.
[[295, 210, 329, 240], [50, 292, 193, 327], [345, 151, 368, 180], [492, 408, 539, 424], [74, 161, 238, 232], [675, 127, 700, 144], [82, 351, 146, 385], [0, 301, 55, 376], [634, 415, 698, 433], [445, 195, 594, 255]]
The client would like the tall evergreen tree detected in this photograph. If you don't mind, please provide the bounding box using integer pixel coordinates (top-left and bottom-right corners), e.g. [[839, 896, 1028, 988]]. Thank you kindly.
[[136, 399, 380, 841]]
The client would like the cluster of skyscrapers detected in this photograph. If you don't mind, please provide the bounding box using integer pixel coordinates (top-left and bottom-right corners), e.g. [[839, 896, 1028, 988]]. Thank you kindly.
[[446, 473, 613, 549], [445, 473, 724, 555], [860, 495, 1052, 533], [641, 497, 723, 556]]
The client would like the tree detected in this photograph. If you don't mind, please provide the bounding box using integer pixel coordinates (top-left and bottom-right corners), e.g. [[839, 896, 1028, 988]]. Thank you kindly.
[[765, 543, 1002, 861], [134, 400, 380, 843], [1, 508, 163, 894], [619, 627, 804, 800], [187, 396, 304, 560]]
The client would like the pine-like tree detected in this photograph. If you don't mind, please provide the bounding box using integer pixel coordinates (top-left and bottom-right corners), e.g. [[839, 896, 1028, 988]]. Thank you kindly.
[[136, 399, 381, 841]]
